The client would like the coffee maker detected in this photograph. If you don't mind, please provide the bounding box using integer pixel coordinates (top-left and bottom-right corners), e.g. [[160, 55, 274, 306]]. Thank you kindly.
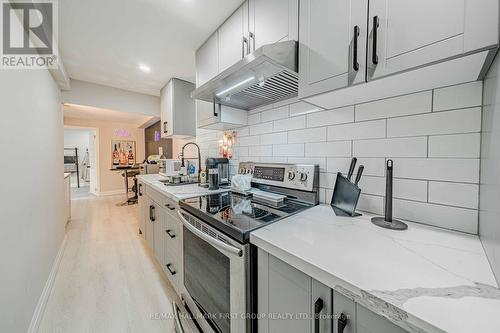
[[206, 158, 230, 189]]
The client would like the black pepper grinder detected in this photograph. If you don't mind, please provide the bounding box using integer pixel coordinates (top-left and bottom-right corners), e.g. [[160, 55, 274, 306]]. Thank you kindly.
[[371, 160, 408, 230]]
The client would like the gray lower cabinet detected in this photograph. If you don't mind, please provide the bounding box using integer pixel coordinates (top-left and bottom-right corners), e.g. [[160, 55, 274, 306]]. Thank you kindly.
[[144, 196, 155, 250], [137, 180, 146, 236], [258, 249, 408, 333]]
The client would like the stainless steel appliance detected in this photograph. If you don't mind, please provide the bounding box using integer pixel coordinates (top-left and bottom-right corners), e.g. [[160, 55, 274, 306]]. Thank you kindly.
[[191, 41, 298, 111], [206, 158, 230, 186], [139, 163, 159, 174], [177, 162, 319, 333], [158, 159, 182, 177]]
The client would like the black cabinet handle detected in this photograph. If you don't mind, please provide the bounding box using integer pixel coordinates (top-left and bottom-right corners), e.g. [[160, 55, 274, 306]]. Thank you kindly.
[[338, 313, 348, 333], [213, 98, 219, 117], [242, 36, 248, 58], [353, 25, 360, 71], [166, 263, 177, 275], [166, 229, 176, 238], [138, 184, 143, 196], [314, 298, 324, 333], [163, 121, 168, 134], [149, 205, 156, 222], [372, 16, 379, 65], [165, 203, 175, 210]]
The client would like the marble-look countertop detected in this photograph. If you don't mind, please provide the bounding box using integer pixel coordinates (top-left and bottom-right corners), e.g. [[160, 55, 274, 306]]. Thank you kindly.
[[250, 205, 500, 333], [64, 173, 71, 179], [137, 174, 229, 202]]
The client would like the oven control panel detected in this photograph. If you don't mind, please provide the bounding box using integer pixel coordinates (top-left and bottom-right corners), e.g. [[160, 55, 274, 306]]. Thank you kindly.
[[238, 162, 318, 192]]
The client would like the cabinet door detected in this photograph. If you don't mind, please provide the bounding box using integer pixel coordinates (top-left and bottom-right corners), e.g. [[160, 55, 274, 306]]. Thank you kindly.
[[153, 205, 167, 266], [160, 81, 173, 138], [357, 304, 407, 333], [250, 0, 298, 51], [312, 280, 332, 333], [137, 181, 146, 236], [145, 197, 154, 250], [196, 100, 219, 128], [218, 4, 246, 72], [258, 250, 312, 333], [367, 0, 468, 80], [299, 0, 368, 99], [196, 32, 219, 87], [333, 290, 356, 333]]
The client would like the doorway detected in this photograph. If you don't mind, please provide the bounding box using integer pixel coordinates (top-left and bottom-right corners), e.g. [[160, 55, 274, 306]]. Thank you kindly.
[[64, 126, 99, 198]]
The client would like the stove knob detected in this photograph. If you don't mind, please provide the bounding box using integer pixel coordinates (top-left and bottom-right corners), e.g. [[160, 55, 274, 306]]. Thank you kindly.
[[246, 169, 252, 174], [239, 168, 246, 174], [300, 172, 308, 181], [288, 171, 295, 180]]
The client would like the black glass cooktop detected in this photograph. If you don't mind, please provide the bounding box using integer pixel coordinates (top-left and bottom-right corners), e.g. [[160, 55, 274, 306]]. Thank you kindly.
[[179, 191, 311, 243]]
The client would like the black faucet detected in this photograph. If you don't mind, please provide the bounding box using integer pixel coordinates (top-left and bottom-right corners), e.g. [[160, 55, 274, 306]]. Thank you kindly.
[[180, 142, 202, 183]]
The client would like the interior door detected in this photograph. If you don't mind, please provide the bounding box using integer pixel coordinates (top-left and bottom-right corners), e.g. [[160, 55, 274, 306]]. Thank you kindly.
[[367, 0, 467, 80], [251, 0, 298, 51], [218, 4, 246, 72], [196, 32, 219, 87], [298, 0, 368, 99]]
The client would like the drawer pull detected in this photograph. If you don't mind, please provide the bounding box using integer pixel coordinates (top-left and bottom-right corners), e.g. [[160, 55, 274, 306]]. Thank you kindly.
[[166, 229, 176, 238], [353, 25, 360, 71], [338, 313, 348, 333], [372, 16, 379, 65], [166, 263, 177, 275]]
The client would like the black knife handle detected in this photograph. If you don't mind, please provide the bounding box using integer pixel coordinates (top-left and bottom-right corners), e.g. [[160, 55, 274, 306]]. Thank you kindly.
[[347, 157, 357, 181], [385, 160, 393, 222], [355, 165, 364, 186], [314, 298, 324, 333], [338, 313, 348, 333]]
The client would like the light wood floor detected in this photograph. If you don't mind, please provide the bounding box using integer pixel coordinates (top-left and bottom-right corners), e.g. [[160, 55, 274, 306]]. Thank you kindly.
[[38, 195, 177, 333]]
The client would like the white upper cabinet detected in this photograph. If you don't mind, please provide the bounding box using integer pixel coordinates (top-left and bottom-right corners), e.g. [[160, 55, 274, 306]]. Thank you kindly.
[[218, 3, 249, 72], [160, 78, 196, 138], [249, 0, 298, 52], [299, 0, 369, 99], [196, 32, 219, 87], [367, 0, 499, 80]]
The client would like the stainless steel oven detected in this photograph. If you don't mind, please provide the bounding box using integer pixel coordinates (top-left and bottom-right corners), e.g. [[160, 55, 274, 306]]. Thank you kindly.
[[177, 209, 255, 333]]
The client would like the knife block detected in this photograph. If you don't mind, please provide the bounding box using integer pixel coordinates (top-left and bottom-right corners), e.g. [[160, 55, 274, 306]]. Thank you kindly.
[[331, 173, 362, 217]]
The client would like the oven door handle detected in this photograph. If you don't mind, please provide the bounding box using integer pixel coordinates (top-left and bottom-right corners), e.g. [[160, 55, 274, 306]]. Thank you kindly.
[[177, 210, 243, 257], [172, 300, 185, 333]]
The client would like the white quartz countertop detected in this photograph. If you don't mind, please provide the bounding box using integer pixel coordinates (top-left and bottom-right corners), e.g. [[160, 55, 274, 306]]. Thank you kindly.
[[137, 174, 229, 201], [250, 205, 500, 333]]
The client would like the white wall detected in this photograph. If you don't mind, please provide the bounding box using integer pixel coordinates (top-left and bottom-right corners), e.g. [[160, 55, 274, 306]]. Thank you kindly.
[[480, 52, 500, 284], [196, 81, 483, 234], [64, 128, 92, 163], [62, 79, 160, 117], [0, 70, 65, 331]]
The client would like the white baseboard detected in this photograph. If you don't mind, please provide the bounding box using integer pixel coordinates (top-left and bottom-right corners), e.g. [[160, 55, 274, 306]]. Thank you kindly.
[[96, 190, 125, 196], [27, 234, 68, 333]]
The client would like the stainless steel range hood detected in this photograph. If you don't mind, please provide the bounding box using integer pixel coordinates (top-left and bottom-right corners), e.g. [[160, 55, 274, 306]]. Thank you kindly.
[[191, 41, 298, 111]]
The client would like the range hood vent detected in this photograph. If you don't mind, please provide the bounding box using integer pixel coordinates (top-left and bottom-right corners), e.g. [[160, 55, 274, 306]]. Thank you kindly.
[[191, 41, 298, 111]]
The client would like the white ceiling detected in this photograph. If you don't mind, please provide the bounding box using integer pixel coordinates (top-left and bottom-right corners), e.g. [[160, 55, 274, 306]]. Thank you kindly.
[[59, 0, 243, 96], [63, 103, 158, 127]]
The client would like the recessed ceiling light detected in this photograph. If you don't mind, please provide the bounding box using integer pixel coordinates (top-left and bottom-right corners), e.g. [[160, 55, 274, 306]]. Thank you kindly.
[[139, 64, 151, 73]]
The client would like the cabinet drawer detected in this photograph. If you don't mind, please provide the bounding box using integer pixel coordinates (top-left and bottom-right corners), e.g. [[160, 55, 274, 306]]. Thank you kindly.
[[146, 186, 177, 210], [356, 305, 407, 333]]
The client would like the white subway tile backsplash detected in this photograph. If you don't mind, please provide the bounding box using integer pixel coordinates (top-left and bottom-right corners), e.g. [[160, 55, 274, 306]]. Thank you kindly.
[[260, 132, 288, 145], [207, 80, 483, 234], [355, 91, 432, 121], [428, 133, 481, 158], [273, 116, 306, 132], [249, 122, 273, 135], [307, 106, 354, 128], [288, 127, 327, 143], [357, 194, 384, 215], [248, 113, 261, 125], [273, 144, 305, 157], [289, 101, 324, 116], [262, 105, 289, 122], [387, 108, 481, 137], [392, 158, 480, 183], [238, 135, 260, 146], [393, 199, 478, 234], [249, 145, 272, 157], [433, 81, 483, 111], [328, 120, 386, 141], [429, 181, 479, 209], [353, 137, 428, 157], [306, 141, 351, 157]]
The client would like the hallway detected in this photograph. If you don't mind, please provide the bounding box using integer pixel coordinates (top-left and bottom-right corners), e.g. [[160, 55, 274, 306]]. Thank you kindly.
[[38, 196, 176, 333]]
